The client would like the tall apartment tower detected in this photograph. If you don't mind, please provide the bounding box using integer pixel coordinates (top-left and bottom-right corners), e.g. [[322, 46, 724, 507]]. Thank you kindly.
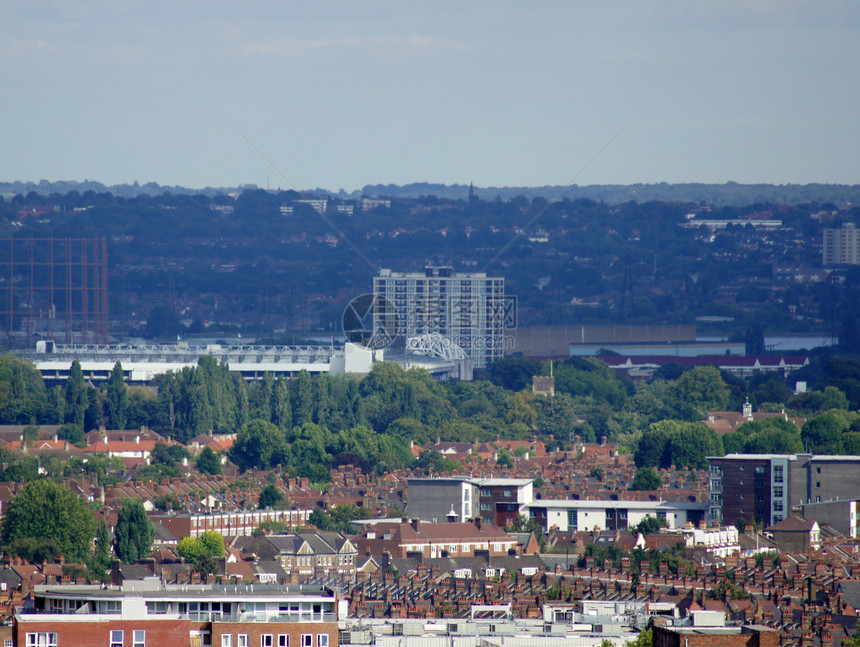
[[372, 266, 506, 369], [708, 453, 860, 528], [823, 222, 860, 265]]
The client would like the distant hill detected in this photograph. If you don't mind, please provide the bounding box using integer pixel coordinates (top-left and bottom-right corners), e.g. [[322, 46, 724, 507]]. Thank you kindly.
[[360, 182, 860, 207], [2, 179, 858, 207]]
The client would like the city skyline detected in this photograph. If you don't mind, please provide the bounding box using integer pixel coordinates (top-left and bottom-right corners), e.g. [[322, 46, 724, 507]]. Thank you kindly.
[[2, 1, 858, 191]]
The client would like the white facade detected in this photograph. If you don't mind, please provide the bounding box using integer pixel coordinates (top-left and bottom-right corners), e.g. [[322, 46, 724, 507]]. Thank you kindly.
[[27, 342, 376, 383], [526, 500, 707, 532], [823, 223, 860, 265], [373, 267, 506, 369]]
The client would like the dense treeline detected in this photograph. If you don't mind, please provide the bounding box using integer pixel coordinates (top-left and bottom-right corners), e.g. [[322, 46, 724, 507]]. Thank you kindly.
[[6, 180, 859, 207], [5, 351, 860, 480], [3, 188, 859, 340]]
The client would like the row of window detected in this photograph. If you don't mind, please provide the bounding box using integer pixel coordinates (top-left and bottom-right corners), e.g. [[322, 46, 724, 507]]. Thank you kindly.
[[27, 632, 144, 647], [111, 631, 145, 647], [26, 628, 332, 646], [223, 634, 329, 647], [27, 635, 58, 647]]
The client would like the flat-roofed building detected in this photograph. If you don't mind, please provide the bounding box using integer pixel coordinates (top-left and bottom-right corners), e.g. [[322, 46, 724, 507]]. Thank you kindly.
[[823, 222, 860, 265], [524, 499, 708, 533], [406, 477, 534, 527], [15, 581, 341, 647], [708, 453, 860, 528]]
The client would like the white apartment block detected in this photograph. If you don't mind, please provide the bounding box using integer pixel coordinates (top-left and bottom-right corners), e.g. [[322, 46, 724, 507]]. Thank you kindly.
[[823, 223, 860, 265], [373, 266, 507, 369]]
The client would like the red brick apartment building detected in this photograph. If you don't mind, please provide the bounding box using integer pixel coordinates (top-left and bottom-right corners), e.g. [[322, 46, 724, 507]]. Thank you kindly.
[[150, 509, 313, 540], [15, 581, 340, 647]]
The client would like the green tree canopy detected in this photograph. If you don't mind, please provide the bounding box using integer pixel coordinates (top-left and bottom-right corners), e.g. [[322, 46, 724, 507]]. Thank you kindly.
[[196, 446, 222, 475], [65, 360, 87, 427], [668, 366, 730, 420], [106, 361, 129, 429], [630, 466, 663, 491], [1, 479, 96, 562], [258, 483, 283, 509], [230, 419, 286, 472], [114, 498, 155, 564], [802, 410, 852, 453], [0, 354, 48, 424], [635, 419, 723, 469]]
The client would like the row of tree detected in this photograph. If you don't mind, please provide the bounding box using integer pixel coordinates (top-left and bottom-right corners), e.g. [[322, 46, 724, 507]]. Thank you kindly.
[[5, 351, 860, 480]]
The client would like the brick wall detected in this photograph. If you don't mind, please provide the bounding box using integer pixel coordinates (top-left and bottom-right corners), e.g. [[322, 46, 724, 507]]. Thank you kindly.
[[211, 622, 339, 647], [15, 618, 192, 647]]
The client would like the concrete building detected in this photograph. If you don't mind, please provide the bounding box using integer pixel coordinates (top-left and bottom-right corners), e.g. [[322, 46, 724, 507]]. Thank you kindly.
[[406, 477, 534, 527], [15, 581, 341, 647], [798, 498, 860, 538], [373, 266, 506, 369], [524, 499, 708, 533], [513, 324, 696, 358], [23, 341, 378, 384], [708, 453, 860, 528], [823, 222, 860, 265]]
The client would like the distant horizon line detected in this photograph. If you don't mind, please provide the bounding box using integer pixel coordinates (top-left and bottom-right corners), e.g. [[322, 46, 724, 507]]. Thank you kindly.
[[2, 179, 859, 208]]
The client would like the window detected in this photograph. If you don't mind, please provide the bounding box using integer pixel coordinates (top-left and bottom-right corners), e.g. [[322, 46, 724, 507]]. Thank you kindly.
[[134, 630, 146, 647], [302, 635, 313, 647], [238, 636, 250, 647], [318, 635, 329, 647], [262, 636, 273, 647], [26, 636, 58, 647], [278, 637, 290, 647], [223, 637, 234, 647], [111, 631, 124, 647], [98, 600, 122, 614]]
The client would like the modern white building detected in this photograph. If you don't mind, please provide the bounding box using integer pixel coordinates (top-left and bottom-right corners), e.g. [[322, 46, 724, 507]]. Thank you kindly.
[[23, 341, 378, 383], [823, 222, 860, 265], [373, 266, 507, 369], [524, 499, 708, 533]]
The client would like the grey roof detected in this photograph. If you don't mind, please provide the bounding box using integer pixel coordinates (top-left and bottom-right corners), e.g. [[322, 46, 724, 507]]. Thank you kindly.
[[539, 554, 578, 570], [489, 555, 544, 571], [265, 531, 349, 556], [297, 532, 339, 554], [838, 581, 860, 610], [266, 535, 305, 554]]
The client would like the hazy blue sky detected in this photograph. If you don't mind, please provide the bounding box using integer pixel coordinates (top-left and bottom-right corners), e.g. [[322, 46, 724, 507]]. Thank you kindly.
[[2, 1, 858, 191]]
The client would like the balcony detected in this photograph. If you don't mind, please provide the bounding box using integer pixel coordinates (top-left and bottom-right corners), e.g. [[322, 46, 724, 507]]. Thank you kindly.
[[184, 611, 336, 623]]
